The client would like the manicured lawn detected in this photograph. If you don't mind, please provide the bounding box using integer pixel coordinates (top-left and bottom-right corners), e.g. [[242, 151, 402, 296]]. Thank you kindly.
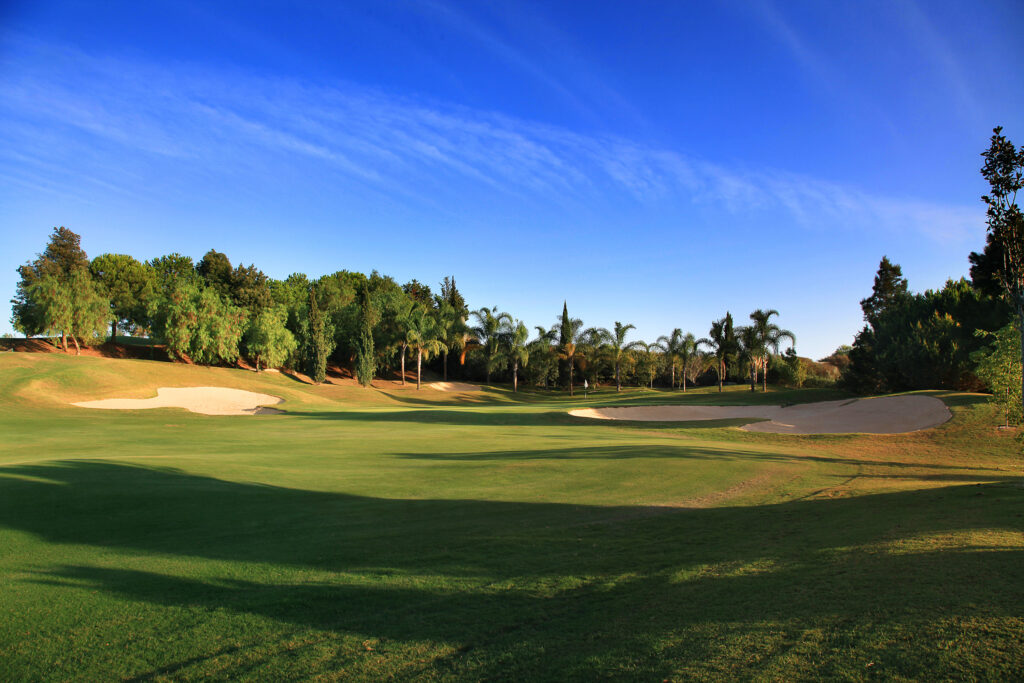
[[0, 353, 1020, 680]]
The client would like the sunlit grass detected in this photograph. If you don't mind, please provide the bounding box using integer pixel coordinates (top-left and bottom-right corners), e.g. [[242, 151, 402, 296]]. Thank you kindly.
[[0, 353, 1020, 680]]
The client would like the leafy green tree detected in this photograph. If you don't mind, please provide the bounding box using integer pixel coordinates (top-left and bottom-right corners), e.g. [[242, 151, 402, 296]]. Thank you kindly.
[[244, 306, 297, 372], [354, 283, 376, 387], [28, 269, 109, 354], [972, 321, 1023, 427], [471, 306, 513, 384], [306, 286, 334, 384], [11, 226, 91, 340], [90, 253, 156, 338], [501, 320, 530, 392], [406, 306, 447, 390], [750, 309, 795, 392], [164, 280, 246, 365], [980, 126, 1024, 418]]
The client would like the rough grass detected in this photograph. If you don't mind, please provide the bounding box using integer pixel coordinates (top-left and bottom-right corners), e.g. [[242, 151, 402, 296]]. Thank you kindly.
[[0, 353, 1020, 681]]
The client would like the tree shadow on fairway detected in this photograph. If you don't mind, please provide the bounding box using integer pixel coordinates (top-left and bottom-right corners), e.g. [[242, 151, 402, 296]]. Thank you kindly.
[[392, 443, 1010, 477], [2, 461, 1023, 679], [286, 408, 577, 427]]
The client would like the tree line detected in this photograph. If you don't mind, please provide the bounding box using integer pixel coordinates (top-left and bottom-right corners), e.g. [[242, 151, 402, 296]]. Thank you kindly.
[[840, 127, 1023, 425], [9, 227, 807, 392]]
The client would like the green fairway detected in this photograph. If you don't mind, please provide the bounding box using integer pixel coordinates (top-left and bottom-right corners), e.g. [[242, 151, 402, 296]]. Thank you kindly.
[[1, 353, 1021, 680]]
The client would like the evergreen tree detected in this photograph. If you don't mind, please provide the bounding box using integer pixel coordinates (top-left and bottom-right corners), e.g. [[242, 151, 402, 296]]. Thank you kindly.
[[306, 286, 333, 384], [860, 256, 910, 325], [438, 276, 468, 317], [195, 250, 233, 297], [355, 284, 376, 387]]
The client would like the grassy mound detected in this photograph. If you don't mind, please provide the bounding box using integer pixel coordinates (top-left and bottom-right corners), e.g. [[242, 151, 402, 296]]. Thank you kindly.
[[0, 354, 1020, 680]]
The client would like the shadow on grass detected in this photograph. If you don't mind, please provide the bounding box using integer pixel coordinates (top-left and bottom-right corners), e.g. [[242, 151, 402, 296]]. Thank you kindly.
[[390, 443, 1008, 474], [2, 461, 1022, 679]]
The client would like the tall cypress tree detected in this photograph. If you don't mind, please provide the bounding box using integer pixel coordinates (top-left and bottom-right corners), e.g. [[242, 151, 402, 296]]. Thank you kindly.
[[558, 301, 571, 387], [355, 284, 376, 387], [306, 286, 330, 385]]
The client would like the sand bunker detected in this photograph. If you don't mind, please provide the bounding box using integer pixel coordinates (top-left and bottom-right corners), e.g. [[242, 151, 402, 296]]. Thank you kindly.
[[428, 382, 483, 392], [73, 387, 284, 416], [569, 395, 951, 434]]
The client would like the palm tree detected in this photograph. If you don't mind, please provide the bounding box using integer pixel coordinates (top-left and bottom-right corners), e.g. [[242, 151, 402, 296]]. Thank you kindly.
[[392, 297, 417, 386], [698, 315, 737, 392], [749, 309, 795, 392], [633, 341, 662, 388], [592, 322, 644, 392], [677, 332, 700, 392], [437, 301, 468, 381], [500, 320, 530, 392], [471, 306, 512, 384], [737, 325, 763, 392], [557, 315, 586, 396], [656, 328, 684, 389], [406, 307, 447, 390], [529, 325, 558, 389]]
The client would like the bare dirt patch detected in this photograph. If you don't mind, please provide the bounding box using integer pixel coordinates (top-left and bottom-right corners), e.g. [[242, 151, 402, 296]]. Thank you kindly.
[[569, 395, 951, 434], [72, 387, 283, 416]]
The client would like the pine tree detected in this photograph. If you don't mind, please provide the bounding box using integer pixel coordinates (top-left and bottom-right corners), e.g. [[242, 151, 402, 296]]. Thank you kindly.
[[860, 256, 909, 326]]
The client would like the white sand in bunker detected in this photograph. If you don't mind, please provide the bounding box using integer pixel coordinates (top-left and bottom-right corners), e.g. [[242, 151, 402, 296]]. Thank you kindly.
[[569, 395, 951, 434], [73, 387, 284, 416], [428, 382, 483, 392]]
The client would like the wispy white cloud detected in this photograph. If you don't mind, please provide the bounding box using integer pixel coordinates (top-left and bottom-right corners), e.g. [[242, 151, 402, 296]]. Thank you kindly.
[[0, 39, 983, 244]]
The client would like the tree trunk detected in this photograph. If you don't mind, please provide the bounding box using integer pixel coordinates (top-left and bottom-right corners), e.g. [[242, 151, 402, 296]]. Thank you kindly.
[[569, 360, 574, 397], [61, 331, 67, 352], [256, 354, 261, 372], [718, 358, 723, 392], [416, 348, 422, 390], [671, 365, 675, 390], [443, 350, 448, 381], [111, 320, 117, 340], [616, 361, 621, 392], [750, 359, 756, 392], [401, 343, 406, 385], [513, 360, 518, 392], [72, 335, 80, 356], [763, 354, 769, 392], [682, 370, 687, 392]]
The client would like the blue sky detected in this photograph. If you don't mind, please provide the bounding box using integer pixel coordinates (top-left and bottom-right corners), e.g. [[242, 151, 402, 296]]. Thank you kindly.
[[2, 1, 1022, 358]]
